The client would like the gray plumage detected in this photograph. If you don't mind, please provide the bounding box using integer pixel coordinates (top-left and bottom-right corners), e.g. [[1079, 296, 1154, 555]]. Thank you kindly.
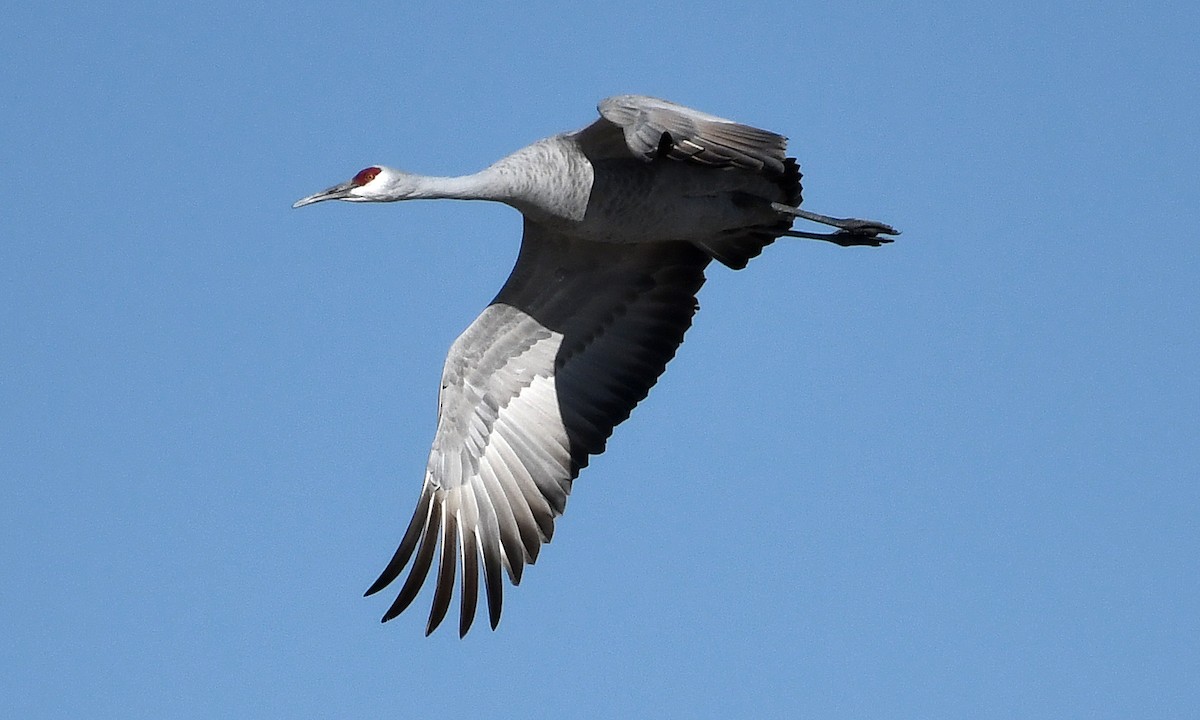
[[293, 95, 898, 636]]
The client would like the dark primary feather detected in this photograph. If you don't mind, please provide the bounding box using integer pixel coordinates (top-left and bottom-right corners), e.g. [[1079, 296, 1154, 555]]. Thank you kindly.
[[365, 220, 711, 636]]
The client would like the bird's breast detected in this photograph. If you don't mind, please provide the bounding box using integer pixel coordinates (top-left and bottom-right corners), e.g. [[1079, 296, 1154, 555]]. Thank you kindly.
[[490, 136, 595, 224]]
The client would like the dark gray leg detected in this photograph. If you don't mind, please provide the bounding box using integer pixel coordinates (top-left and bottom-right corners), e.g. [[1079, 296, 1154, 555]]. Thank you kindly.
[[772, 202, 900, 246]]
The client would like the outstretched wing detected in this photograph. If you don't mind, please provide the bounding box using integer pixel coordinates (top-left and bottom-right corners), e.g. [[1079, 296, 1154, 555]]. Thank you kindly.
[[581, 94, 790, 174], [365, 220, 711, 636]]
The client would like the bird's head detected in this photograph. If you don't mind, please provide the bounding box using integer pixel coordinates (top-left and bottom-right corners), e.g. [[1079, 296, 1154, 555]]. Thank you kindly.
[[292, 165, 416, 207]]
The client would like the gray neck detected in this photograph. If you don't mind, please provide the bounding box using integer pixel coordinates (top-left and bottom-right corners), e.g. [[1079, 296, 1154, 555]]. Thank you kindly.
[[408, 167, 508, 202]]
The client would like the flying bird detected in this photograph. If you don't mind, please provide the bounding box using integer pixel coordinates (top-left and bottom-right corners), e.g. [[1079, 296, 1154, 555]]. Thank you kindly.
[[293, 95, 898, 636]]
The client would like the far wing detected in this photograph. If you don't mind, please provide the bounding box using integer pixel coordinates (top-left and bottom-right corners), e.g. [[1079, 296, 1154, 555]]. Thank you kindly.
[[365, 220, 711, 636], [583, 94, 789, 174]]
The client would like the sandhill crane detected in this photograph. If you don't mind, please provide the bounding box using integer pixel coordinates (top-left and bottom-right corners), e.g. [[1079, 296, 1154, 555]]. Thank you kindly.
[[293, 95, 898, 636]]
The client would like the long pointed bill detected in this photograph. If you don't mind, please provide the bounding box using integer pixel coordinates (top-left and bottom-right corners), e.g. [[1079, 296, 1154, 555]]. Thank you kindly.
[[292, 181, 356, 208]]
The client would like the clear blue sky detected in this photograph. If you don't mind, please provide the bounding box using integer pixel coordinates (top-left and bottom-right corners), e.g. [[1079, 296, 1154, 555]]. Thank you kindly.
[[3, 2, 1198, 718]]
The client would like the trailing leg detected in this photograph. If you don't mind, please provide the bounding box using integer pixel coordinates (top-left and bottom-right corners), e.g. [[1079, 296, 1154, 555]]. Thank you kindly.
[[772, 202, 899, 247]]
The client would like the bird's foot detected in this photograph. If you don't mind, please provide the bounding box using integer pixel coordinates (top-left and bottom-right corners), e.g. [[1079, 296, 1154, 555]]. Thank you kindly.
[[827, 228, 897, 247], [833, 218, 899, 237]]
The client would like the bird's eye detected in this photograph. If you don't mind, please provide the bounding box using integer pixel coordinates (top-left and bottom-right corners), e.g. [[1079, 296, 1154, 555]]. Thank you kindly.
[[352, 166, 381, 186]]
